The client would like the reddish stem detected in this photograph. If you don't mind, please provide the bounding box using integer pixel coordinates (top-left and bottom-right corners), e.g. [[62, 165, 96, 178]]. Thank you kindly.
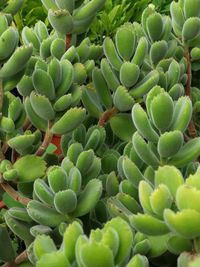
[[65, 34, 72, 50], [0, 79, 3, 113], [11, 149, 19, 164], [22, 119, 32, 131], [0, 147, 5, 161], [58, 153, 65, 161], [15, 250, 28, 265], [184, 48, 197, 138], [2, 142, 8, 155], [35, 121, 53, 157], [98, 107, 118, 127], [188, 121, 197, 138], [1, 262, 16, 267], [0, 200, 6, 209], [184, 49, 192, 97], [0, 183, 31, 205], [51, 135, 62, 155], [1, 250, 27, 267], [0, 80, 5, 161]]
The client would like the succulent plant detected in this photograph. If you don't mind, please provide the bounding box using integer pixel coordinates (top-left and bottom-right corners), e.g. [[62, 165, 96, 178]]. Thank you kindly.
[[41, 0, 106, 36], [0, 0, 24, 17], [1, 0, 200, 266], [29, 217, 137, 266]]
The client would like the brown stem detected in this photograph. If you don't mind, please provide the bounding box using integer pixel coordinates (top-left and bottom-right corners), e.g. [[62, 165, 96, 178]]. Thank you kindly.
[[1, 262, 16, 267], [2, 142, 8, 154], [184, 133, 190, 142], [1, 250, 27, 267], [0, 183, 31, 205], [0, 80, 5, 160], [58, 153, 65, 161], [98, 107, 118, 127], [0, 146, 5, 161], [22, 119, 32, 131], [0, 141, 9, 161], [184, 48, 198, 138], [0, 79, 3, 113], [65, 34, 72, 50], [11, 149, 19, 164], [0, 200, 6, 209], [184, 48, 192, 97], [188, 121, 197, 138], [15, 250, 28, 265], [35, 121, 53, 156]]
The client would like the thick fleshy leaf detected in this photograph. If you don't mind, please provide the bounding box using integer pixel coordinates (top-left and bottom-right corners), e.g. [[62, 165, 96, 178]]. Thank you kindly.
[[37, 251, 70, 267], [104, 217, 133, 264], [155, 166, 184, 198], [0, 225, 16, 262], [51, 108, 86, 135], [110, 114, 136, 142], [130, 213, 169, 235], [80, 242, 115, 267], [71, 179, 102, 217], [62, 221, 83, 263], [13, 155, 47, 182], [164, 209, 200, 239], [34, 235, 56, 260]]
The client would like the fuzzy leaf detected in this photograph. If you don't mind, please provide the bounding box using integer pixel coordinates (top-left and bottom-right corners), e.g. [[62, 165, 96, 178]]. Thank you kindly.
[[110, 114, 136, 142], [13, 155, 46, 182], [51, 108, 86, 135]]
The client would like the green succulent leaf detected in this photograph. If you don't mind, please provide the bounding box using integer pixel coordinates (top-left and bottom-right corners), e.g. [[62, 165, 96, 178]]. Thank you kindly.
[[51, 108, 86, 135], [0, 224, 16, 262], [13, 155, 47, 182], [37, 251, 70, 267], [110, 114, 136, 142]]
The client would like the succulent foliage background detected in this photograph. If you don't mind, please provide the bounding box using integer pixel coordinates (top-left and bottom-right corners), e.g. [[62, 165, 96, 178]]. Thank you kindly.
[[89, 0, 173, 43], [0, 0, 200, 266]]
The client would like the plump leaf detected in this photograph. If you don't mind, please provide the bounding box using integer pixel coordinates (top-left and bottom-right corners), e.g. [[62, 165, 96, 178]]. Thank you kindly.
[[110, 114, 136, 141], [13, 155, 47, 182], [51, 108, 86, 135]]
